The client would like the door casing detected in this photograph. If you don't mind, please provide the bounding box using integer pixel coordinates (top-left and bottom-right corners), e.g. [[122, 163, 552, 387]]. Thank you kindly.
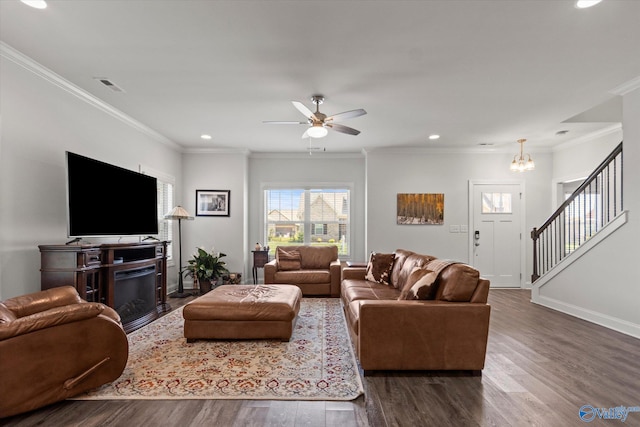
[[468, 179, 527, 288]]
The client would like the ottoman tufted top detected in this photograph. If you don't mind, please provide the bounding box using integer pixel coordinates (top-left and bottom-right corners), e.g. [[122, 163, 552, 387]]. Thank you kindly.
[[183, 284, 302, 322]]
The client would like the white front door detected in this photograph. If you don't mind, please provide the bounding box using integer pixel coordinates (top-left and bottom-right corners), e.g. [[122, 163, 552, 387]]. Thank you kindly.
[[470, 182, 523, 288]]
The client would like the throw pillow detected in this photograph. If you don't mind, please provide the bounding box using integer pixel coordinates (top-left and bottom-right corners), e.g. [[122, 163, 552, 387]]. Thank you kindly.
[[399, 269, 438, 300], [398, 267, 432, 300], [365, 252, 395, 285], [276, 247, 301, 271]]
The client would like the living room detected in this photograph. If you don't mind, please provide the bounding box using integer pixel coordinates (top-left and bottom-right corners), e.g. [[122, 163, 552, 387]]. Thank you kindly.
[[1, 1, 640, 425]]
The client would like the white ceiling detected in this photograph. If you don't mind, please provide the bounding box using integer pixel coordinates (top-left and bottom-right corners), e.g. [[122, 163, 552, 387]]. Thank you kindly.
[[1, 0, 639, 154]]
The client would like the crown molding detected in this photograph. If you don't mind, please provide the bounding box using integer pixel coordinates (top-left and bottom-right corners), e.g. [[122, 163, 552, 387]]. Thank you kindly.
[[610, 76, 640, 96], [0, 42, 182, 152], [361, 145, 549, 155], [184, 147, 251, 155], [249, 151, 365, 159]]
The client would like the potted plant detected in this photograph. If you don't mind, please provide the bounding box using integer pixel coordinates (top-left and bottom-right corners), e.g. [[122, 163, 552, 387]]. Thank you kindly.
[[182, 247, 229, 294]]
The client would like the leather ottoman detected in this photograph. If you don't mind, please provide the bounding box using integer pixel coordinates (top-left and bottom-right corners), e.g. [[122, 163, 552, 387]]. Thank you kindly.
[[182, 284, 302, 342]]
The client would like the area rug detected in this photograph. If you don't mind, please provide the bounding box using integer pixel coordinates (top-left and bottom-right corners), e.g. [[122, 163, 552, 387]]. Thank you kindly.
[[74, 298, 364, 401]]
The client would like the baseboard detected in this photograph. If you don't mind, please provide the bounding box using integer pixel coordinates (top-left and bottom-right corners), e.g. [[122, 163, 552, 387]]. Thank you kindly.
[[532, 294, 640, 340]]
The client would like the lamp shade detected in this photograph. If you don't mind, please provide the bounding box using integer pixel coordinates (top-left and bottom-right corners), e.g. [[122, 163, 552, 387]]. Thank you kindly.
[[164, 205, 193, 220]]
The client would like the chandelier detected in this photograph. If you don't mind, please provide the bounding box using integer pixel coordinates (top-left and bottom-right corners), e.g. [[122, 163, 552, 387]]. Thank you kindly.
[[510, 139, 535, 172]]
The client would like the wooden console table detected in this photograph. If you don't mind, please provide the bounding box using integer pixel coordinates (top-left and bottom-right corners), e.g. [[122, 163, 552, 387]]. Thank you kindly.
[[251, 250, 270, 284], [39, 241, 169, 332]]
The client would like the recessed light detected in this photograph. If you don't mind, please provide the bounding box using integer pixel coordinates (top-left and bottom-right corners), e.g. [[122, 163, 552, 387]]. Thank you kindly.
[[575, 0, 603, 9], [20, 0, 47, 9], [428, 134, 440, 140], [201, 134, 212, 140]]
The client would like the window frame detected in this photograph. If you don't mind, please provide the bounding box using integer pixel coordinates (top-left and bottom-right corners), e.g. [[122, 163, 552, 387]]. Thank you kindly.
[[140, 165, 175, 263], [262, 183, 353, 260]]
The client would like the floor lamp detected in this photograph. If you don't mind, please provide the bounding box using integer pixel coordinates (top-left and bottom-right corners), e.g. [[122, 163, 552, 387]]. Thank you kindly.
[[165, 205, 194, 298]]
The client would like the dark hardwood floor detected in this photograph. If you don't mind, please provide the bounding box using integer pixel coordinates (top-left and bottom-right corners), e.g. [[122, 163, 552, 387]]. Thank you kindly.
[[4, 289, 640, 426]]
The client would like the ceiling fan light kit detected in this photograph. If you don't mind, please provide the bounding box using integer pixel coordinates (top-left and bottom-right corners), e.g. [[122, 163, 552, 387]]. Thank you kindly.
[[264, 94, 366, 139], [307, 124, 328, 138]]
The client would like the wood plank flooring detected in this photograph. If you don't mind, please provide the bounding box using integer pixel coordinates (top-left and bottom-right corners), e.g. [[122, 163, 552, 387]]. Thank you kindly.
[[4, 289, 640, 426]]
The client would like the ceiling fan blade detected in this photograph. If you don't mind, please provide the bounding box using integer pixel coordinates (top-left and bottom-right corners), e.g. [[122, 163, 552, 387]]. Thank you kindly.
[[292, 101, 318, 121], [301, 129, 310, 139], [325, 108, 367, 123], [263, 121, 307, 125], [326, 123, 360, 136]]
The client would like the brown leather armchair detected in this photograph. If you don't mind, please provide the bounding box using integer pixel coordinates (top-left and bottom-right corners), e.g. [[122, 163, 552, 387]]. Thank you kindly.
[[264, 245, 341, 296], [0, 286, 128, 418]]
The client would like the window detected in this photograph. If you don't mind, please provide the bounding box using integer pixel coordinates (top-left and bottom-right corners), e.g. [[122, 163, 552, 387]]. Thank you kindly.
[[156, 179, 174, 259], [481, 192, 512, 214], [265, 187, 350, 257], [140, 166, 175, 261]]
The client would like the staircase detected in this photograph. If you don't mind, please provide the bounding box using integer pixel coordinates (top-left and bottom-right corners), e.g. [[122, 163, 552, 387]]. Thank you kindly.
[[531, 142, 624, 283]]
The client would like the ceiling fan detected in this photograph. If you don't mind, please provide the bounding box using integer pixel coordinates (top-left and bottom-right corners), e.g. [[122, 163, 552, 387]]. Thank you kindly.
[[263, 95, 366, 138]]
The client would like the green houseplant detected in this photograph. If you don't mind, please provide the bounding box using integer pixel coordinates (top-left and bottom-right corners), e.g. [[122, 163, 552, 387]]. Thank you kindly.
[[183, 247, 229, 294]]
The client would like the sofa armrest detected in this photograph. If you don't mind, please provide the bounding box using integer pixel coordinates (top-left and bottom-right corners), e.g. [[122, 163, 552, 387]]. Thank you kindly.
[[342, 266, 366, 281], [356, 300, 491, 371], [329, 260, 342, 297], [2, 286, 82, 318], [0, 303, 106, 341], [264, 259, 277, 284]]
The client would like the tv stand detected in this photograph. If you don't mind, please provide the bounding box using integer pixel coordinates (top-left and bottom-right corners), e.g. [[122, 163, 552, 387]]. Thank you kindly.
[[39, 241, 169, 333]]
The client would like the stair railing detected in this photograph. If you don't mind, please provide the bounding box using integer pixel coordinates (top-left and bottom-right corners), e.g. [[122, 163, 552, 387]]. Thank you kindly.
[[531, 142, 623, 282]]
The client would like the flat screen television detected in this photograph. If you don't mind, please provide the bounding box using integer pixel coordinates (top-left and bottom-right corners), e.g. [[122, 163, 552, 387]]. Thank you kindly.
[[66, 151, 158, 237]]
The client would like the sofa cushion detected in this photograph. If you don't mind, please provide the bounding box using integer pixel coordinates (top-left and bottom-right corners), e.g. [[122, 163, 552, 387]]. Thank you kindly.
[[435, 264, 480, 302], [274, 269, 331, 284], [365, 252, 395, 285], [342, 279, 401, 302], [390, 249, 414, 288], [276, 247, 301, 271], [298, 245, 338, 269]]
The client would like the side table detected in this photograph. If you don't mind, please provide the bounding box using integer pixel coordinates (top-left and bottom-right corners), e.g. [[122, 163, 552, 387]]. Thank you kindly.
[[251, 250, 269, 284]]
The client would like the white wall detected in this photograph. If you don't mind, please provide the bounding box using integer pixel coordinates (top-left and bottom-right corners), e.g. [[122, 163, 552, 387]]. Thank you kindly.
[[0, 50, 182, 300], [180, 151, 248, 288], [552, 127, 623, 182], [365, 149, 553, 283], [534, 87, 640, 338]]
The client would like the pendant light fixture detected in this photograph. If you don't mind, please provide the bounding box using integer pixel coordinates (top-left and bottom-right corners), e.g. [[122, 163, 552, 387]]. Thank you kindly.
[[510, 139, 535, 172]]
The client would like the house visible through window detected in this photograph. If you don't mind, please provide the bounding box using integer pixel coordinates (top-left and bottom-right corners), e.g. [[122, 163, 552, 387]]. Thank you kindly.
[[265, 187, 350, 257]]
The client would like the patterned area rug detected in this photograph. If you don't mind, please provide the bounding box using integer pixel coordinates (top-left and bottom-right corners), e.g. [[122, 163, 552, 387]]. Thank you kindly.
[[74, 298, 364, 401]]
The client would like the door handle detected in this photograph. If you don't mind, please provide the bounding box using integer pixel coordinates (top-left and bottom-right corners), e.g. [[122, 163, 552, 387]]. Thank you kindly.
[[475, 242, 480, 247]]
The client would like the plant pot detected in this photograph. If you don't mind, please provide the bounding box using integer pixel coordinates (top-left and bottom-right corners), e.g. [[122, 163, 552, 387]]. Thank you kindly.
[[196, 277, 217, 295]]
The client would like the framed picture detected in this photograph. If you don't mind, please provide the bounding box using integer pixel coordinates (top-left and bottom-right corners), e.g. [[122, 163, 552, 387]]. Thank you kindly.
[[196, 190, 230, 217], [397, 193, 444, 225]]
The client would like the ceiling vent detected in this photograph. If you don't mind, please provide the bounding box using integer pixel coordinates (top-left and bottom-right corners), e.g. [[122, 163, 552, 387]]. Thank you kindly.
[[93, 77, 125, 93]]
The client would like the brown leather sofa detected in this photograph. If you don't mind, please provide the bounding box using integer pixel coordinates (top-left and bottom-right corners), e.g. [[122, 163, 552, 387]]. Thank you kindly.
[[0, 286, 129, 418], [264, 245, 341, 296], [341, 249, 491, 373]]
